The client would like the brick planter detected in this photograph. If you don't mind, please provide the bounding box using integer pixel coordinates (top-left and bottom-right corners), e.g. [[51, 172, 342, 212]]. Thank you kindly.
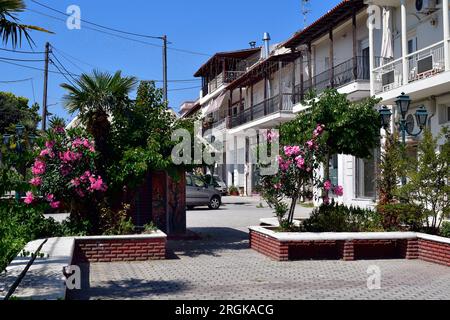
[[73, 232, 167, 263], [249, 226, 450, 266]]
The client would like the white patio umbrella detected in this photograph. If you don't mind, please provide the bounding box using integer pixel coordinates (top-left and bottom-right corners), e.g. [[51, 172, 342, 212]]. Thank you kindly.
[[380, 7, 394, 64]]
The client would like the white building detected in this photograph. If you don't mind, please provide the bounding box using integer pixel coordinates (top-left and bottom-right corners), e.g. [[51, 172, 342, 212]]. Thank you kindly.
[[184, 0, 450, 206]]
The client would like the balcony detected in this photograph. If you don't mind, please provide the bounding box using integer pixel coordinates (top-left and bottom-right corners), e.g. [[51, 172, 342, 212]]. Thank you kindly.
[[229, 93, 299, 129], [203, 71, 246, 97], [373, 41, 446, 95], [294, 56, 373, 101]]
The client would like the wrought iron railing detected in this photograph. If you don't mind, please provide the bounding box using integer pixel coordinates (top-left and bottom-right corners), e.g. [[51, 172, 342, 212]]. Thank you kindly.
[[229, 93, 298, 128]]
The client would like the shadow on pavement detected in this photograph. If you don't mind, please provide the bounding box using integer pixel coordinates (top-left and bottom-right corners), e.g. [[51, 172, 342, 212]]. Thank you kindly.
[[167, 227, 249, 258], [67, 263, 190, 300]]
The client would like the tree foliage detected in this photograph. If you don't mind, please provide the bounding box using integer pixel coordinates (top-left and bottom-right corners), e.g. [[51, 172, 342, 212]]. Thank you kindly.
[[280, 89, 381, 180], [0, 91, 40, 133], [397, 128, 450, 231]]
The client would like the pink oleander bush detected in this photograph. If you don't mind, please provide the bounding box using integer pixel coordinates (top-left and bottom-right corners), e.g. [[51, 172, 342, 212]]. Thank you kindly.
[[261, 125, 344, 226], [25, 127, 107, 215]]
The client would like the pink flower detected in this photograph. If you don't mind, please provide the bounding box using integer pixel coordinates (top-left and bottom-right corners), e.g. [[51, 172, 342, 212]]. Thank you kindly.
[[266, 130, 279, 143], [45, 141, 55, 149], [89, 176, 107, 192], [279, 159, 292, 171], [24, 192, 34, 205], [295, 156, 305, 169], [40, 148, 55, 158], [31, 160, 46, 175], [313, 124, 325, 138], [284, 146, 301, 157], [59, 150, 82, 163], [30, 177, 42, 186], [324, 180, 332, 191], [70, 178, 80, 187], [50, 201, 60, 209], [53, 126, 65, 134], [306, 140, 315, 149], [334, 185, 344, 197], [46, 194, 55, 202], [323, 196, 330, 205], [274, 183, 282, 190]]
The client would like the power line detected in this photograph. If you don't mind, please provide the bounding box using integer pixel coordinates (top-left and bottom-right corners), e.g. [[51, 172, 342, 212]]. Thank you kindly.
[[168, 85, 201, 92], [0, 48, 45, 54], [27, 7, 211, 57], [50, 60, 76, 87], [31, 0, 164, 40], [0, 56, 44, 62], [0, 77, 34, 83], [50, 52, 79, 82]]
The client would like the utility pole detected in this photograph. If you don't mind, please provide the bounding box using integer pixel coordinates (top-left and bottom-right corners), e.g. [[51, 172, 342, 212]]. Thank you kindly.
[[162, 35, 168, 104], [42, 42, 50, 131]]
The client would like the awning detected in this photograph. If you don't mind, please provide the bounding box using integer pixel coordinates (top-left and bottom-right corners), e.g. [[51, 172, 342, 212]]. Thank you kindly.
[[203, 91, 230, 116]]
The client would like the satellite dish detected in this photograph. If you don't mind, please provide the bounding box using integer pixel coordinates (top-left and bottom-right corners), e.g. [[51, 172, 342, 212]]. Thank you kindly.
[[406, 114, 415, 133], [416, 0, 424, 11]]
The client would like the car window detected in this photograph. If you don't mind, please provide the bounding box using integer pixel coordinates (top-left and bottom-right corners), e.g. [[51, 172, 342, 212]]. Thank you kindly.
[[192, 176, 205, 188], [186, 175, 192, 186]]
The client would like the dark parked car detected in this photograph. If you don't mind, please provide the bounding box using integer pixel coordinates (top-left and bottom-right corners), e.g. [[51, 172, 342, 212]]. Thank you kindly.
[[186, 174, 222, 210], [203, 174, 228, 195]]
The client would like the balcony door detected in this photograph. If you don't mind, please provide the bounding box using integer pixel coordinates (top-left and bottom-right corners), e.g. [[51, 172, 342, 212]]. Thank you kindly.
[[361, 46, 370, 80]]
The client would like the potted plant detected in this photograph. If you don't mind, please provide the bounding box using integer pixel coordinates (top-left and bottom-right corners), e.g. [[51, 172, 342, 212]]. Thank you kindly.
[[228, 185, 239, 196]]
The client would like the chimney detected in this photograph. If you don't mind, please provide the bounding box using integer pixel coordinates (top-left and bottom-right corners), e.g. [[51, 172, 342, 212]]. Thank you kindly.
[[262, 32, 271, 59]]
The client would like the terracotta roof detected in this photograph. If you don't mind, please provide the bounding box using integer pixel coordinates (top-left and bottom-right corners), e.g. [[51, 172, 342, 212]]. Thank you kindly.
[[283, 0, 366, 48], [194, 47, 261, 77]]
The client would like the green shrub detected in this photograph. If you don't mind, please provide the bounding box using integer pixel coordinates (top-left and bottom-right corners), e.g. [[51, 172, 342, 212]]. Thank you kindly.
[[440, 221, 450, 238], [0, 200, 64, 272], [303, 203, 383, 232], [376, 203, 424, 231], [228, 185, 239, 194], [99, 203, 135, 235]]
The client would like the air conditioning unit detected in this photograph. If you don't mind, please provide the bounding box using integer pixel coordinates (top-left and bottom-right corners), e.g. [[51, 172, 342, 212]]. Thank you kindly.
[[416, 0, 437, 13]]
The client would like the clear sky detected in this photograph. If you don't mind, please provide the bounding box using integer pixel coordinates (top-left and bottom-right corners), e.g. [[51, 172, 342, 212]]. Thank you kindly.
[[0, 0, 341, 123]]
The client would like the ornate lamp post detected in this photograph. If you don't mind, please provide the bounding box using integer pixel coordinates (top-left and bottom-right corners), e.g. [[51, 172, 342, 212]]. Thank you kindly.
[[2, 124, 37, 201], [379, 92, 429, 184]]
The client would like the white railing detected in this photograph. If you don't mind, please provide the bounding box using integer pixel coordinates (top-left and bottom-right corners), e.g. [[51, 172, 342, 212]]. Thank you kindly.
[[407, 40, 445, 82], [373, 41, 446, 95]]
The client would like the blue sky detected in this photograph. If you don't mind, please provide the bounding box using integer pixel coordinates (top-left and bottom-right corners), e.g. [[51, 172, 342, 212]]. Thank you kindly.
[[0, 0, 341, 123]]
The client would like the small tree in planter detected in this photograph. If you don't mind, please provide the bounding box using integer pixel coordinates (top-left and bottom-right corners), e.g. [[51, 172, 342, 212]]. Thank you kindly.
[[260, 125, 344, 226], [397, 128, 450, 233], [25, 126, 107, 231]]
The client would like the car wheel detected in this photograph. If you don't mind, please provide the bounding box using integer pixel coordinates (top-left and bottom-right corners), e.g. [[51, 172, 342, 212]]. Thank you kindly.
[[208, 196, 221, 210]]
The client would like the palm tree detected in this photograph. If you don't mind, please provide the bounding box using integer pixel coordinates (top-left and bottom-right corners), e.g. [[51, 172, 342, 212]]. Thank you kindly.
[[0, 0, 52, 48], [61, 70, 138, 174]]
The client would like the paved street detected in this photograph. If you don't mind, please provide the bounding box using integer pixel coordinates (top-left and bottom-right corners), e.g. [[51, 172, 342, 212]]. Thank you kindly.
[[68, 197, 450, 300]]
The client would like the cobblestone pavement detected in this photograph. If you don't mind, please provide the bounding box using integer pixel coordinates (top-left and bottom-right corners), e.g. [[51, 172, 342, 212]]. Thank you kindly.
[[68, 199, 450, 300]]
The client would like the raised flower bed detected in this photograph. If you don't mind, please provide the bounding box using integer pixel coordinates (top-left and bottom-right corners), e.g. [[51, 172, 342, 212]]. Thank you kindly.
[[249, 226, 450, 267]]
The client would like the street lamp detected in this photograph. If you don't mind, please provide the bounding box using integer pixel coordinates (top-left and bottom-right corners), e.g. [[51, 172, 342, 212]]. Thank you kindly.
[[379, 92, 429, 185], [379, 93, 429, 144], [1, 124, 37, 201]]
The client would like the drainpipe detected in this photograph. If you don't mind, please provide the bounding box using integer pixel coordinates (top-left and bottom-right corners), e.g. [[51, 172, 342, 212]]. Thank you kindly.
[[401, 0, 409, 85], [427, 96, 437, 128], [263, 33, 272, 101]]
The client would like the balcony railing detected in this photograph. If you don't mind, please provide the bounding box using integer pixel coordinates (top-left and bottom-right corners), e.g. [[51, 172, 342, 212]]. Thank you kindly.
[[230, 93, 298, 128], [294, 56, 375, 101], [373, 41, 446, 95]]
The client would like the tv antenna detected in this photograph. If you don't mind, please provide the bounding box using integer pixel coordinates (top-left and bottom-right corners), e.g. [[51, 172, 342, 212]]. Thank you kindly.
[[301, 0, 311, 30]]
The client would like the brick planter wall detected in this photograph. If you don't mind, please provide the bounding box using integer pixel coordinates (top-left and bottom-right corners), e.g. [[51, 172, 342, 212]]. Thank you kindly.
[[249, 227, 449, 267], [418, 238, 450, 266], [73, 233, 167, 263]]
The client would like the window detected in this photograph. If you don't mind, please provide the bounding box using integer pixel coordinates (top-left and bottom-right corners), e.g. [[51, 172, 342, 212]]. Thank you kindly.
[[186, 175, 192, 186], [192, 176, 206, 188], [329, 154, 339, 187], [355, 149, 378, 199]]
